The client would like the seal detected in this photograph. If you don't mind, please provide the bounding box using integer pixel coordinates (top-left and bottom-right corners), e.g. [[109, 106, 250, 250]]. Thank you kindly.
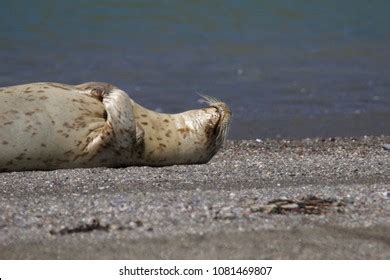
[[0, 82, 231, 172]]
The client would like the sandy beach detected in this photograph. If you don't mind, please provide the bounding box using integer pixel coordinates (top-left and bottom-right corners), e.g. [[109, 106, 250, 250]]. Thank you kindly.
[[0, 136, 389, 259]]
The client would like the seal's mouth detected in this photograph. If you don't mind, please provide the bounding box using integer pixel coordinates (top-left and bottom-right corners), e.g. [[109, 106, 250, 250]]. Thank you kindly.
[[200, 95, 232, 149]]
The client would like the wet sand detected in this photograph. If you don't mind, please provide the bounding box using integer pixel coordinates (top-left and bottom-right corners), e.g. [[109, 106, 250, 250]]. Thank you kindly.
[[0, 136, 389, 259]]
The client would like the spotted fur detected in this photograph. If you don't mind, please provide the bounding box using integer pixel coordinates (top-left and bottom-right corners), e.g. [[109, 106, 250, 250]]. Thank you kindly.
[[0, 82, 231, 171]]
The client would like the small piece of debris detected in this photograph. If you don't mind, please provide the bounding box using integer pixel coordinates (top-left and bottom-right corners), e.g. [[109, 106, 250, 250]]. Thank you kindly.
[[49, 219, 109, 235], [250, 195, 347, 215]]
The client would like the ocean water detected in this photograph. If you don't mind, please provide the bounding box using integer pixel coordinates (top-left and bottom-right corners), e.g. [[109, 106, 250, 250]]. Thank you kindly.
[[1, 0, 389, 139]]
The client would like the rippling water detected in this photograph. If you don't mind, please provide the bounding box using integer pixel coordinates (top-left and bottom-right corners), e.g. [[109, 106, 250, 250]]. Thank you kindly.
[[1, 0, 389, 139]]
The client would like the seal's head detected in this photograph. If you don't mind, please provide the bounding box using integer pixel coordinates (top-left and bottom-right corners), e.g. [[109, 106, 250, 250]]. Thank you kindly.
[[131, 95, 232, 166], [198, 95, 232, 160]]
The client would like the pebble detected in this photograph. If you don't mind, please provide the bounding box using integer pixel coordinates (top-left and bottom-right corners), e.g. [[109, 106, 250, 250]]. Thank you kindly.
[[215, 207, 237, 220], [382, 144, 390, 150], [341, 196, 355, 204]]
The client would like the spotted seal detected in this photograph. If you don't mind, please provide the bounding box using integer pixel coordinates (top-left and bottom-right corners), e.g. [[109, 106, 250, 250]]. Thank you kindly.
[[0, 82, 231, 172]]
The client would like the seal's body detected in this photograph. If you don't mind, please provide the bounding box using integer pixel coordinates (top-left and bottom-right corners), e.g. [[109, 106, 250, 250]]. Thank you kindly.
[[0, 82, 231, 172]]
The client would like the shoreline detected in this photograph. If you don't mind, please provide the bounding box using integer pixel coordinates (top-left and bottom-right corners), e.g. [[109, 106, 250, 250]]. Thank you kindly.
[[0, 135, 389, 259]]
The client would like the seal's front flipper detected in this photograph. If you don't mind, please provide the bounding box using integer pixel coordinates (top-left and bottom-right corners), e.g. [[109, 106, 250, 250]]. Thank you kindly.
[[75, 82, 141, 157]]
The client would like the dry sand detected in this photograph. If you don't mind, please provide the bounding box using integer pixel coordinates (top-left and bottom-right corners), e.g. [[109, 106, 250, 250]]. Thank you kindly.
[[0, 136, 389, 259]]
